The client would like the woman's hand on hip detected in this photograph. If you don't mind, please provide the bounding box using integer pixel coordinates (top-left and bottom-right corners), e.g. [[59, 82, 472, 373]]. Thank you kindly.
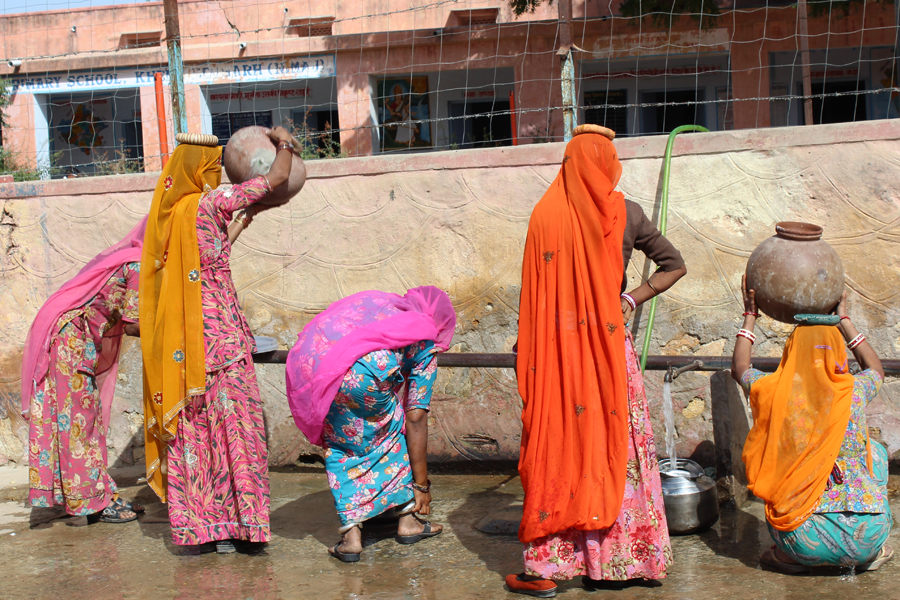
[[621, 297, 634, 324]]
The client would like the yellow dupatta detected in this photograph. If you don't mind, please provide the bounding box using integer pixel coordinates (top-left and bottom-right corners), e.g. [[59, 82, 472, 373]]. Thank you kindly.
[[139, 143, 222, 501], [742, 326, 857, 531]]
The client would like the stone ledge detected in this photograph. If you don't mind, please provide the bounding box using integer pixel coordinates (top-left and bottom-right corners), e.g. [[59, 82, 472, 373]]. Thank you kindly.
[[3, 120, 897, 200]]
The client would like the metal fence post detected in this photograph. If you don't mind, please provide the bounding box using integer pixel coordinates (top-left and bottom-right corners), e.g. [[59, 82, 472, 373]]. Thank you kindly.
[[163, 0, 188, 137]]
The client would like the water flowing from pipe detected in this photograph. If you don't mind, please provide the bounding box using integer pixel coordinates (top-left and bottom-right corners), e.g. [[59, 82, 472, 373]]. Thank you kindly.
[[662, 380, 677, 468]]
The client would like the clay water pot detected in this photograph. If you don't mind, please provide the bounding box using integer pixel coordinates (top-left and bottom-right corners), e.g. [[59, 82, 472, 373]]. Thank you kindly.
[[745, 222, 844, 324], [223, 126, 307, 204]]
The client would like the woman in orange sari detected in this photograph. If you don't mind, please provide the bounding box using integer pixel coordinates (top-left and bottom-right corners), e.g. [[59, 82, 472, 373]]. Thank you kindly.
[[507, 125, 685, 597], [733, 280, 892, 573]]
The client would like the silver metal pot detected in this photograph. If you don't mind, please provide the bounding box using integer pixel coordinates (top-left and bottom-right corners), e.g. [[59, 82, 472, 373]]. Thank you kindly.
[[658, 458, 719, 535]]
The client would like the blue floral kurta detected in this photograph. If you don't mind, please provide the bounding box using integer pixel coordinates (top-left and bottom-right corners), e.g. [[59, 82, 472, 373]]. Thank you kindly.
[[323, 341, 438, 525]]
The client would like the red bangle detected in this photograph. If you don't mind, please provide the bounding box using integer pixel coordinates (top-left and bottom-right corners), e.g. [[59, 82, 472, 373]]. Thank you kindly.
[[276, 141, 293, 152], [840, 316, 850, 321], [742, 312, 760, 318]]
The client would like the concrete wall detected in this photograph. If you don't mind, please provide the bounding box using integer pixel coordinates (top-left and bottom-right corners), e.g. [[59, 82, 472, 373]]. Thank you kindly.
[[1, 119, 899, 470]]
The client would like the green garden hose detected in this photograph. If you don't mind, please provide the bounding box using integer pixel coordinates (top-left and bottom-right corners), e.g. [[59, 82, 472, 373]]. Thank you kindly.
[[639, 124, 710, 372]]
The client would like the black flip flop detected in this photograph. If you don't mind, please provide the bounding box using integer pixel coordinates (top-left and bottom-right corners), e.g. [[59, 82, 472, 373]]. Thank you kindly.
[[396, 521, 442, 545], [88, 499, 138, 524], [329, 542, 361, 563], [119, 499, 145, 514]]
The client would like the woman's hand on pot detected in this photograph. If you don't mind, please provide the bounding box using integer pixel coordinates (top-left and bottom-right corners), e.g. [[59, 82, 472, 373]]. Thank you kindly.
[[741, 275, 757, 315], [266, 126, 294, 146], [412, 488, 432, 516], [836, 290, 849, 319]]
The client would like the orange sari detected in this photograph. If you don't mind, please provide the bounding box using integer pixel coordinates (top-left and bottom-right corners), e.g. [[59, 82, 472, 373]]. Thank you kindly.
[[742, 325, 857, 531], [516, 133, 628, 544]]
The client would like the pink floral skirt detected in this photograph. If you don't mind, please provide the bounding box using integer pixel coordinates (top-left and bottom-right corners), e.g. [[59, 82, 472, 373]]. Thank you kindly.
[[523, 332, 672, 581], [167, 358, 270, 545]]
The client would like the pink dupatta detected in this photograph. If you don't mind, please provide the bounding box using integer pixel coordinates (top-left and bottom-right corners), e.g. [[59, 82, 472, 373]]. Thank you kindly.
[[286, 286, 456, 446], [20, 217, 147, 428]]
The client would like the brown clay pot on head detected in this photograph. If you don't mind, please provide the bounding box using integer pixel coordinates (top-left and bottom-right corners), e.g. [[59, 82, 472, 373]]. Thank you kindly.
[[745, 221, 844, 324], [223, 126, 307, 204]]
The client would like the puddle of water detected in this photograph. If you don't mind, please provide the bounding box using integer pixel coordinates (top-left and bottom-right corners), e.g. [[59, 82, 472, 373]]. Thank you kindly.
[[839, 565, 858, 583]]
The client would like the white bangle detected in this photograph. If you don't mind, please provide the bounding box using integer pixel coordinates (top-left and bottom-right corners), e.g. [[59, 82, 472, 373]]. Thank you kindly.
[[848, 333, 866, 350], [737, 329, 756, 344], [621, 293, 636, 311]]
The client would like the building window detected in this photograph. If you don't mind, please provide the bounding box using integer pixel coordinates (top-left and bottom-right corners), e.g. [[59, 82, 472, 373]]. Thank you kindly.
[[289, 17, 334, 37], [447, 99, 512, 148], [450, 9, 500, 27], [640, 89, 707, 135], [206, 80, 339, 152], [805, 80, 867, 124], [48, 90, 143, 176], [119, 32, 162, 49], [584, 90, 627, 135]]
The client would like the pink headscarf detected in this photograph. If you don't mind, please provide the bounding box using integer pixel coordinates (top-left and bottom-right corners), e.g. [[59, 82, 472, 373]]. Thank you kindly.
[[20, 217, 147, 427], [286, 286, 456, 446]]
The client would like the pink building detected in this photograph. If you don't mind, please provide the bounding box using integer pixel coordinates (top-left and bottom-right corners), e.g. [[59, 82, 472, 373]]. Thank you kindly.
[[0, 0, 896, 175]]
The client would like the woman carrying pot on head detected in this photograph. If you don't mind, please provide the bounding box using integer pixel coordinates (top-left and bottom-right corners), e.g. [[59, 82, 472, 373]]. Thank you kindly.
[[21, 218, 146, 523], [506, 124, 687, 598], [733, 279, 893, 574], [285, 287, 456, 562], [140, 127, 296, 553]]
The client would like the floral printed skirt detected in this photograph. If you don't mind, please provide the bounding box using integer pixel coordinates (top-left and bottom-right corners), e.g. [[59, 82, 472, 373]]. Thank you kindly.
[[323, 359, 416, 526], [769, 441, 893, 566], [28, 320, 116, 516], [167, 358, 270, 545], [523, 332, 672, 581]]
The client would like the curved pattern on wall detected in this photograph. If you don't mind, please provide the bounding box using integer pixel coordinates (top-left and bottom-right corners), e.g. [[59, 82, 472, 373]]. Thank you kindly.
[[1, 122, 898, 468]]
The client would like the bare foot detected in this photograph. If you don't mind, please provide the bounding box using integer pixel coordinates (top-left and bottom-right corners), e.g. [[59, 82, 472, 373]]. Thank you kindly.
[[336, 525, 363, 554], [397, 513, 443, 537]]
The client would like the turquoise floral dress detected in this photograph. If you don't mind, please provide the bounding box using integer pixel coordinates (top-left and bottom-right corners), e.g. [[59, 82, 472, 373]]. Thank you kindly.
[[742, 368, 892, 566], [323, 340, 438, 526]]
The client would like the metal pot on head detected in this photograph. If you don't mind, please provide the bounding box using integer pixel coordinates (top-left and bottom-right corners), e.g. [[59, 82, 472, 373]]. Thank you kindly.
[[659, 458, 719, 535]]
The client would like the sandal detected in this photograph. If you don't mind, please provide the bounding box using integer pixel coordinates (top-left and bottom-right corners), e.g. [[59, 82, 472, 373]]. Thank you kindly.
[[505, 573, 557, 598], [118, 499, 145, 514], [759, 547, 809, 574], [88, 498, 138, 524], [328, 542, 361, 563], [216, 540, 236, 554], [858, 544, 894, 572], [396, 520, 443, 545]]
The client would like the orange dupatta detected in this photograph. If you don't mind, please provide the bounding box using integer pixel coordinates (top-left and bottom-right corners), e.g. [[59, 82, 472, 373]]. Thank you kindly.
[[516, 133, 628, 544], [139, 143, 222, 501], [742, 326, 857, 531]]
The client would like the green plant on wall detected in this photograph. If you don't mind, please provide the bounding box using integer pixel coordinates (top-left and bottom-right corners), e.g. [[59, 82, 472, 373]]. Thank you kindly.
[[806, 0, 890, 18], [289, 110, 346, 160], [0, 78, 61, 181]]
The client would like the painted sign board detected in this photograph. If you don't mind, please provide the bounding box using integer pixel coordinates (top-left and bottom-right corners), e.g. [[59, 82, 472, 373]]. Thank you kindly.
[[8, 55, 336, 94]]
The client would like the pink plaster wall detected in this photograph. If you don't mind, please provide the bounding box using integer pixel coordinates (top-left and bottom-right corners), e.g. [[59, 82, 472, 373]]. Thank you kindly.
[[0, 0, 895, 167]]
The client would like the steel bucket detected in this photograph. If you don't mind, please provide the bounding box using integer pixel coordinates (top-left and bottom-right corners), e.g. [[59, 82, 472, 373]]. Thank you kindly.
[[659, 458, 719, 535]]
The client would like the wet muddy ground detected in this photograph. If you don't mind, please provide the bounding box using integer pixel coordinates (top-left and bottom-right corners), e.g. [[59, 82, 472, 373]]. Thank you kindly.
[[0, 467, 897, 600]]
